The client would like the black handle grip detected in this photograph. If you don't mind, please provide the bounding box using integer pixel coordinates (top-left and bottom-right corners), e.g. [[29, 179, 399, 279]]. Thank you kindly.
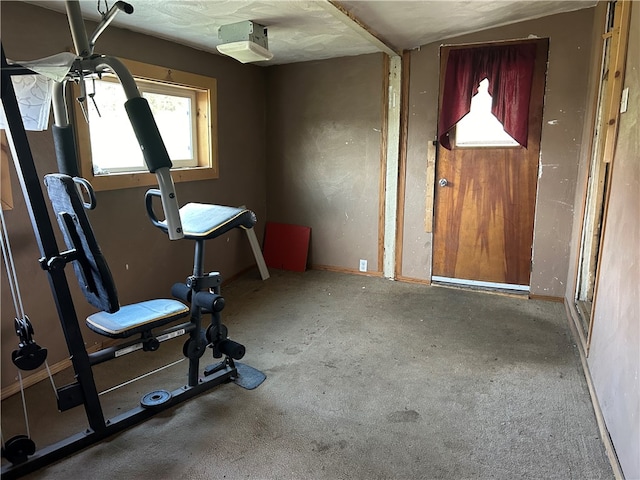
[[52, 125, 80, 177], [116, 1, 134, 14], [124, 97, 172, 173]]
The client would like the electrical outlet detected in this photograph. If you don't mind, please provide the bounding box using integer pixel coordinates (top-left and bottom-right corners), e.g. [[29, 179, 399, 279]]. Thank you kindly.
[[359, 259, 367, 272], [620, 87, 629, 113]]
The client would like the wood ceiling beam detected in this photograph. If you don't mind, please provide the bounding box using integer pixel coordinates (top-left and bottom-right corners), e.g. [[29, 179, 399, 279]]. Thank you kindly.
[[320, 1, 402, 57]]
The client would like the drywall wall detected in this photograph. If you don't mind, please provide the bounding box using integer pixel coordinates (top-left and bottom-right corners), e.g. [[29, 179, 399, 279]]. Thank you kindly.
[[586, 4, 639, 478], [403, 8, 596, 297], [1, 2, 267, 390], [265, 54, 384, 273]]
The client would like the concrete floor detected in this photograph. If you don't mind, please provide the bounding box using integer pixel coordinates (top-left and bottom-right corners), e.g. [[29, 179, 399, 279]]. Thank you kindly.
[[2, 269, 613, 479]]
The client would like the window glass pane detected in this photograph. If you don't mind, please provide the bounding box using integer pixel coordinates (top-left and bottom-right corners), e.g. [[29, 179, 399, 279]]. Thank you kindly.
[[143, 91, 194, 163], [88, 80, 145, 174], [455, 78, 519, 147], [87, 79, 196, 175]]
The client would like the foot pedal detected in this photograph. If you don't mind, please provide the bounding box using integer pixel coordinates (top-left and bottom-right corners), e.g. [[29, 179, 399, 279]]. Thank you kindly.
[[233, 362, 266, 390], [140, 389, 172, 409]]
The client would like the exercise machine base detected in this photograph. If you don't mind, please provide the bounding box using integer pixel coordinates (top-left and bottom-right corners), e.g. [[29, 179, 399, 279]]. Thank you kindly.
[[0, 360, 265, 479]]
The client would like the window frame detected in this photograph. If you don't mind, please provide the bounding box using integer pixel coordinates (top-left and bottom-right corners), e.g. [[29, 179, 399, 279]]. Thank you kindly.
[[73, 58, 218, 191]]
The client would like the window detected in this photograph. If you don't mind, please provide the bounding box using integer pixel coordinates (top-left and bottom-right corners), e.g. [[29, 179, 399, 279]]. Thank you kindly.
[[455, 78, 519, 148], [438, 42, 537, 150], [74, 59, 218, 191]]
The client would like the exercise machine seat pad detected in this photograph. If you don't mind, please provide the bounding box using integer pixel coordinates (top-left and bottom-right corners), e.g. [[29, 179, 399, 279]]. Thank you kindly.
[[86, 299, 189, 338], [158, 203, 257, 240]]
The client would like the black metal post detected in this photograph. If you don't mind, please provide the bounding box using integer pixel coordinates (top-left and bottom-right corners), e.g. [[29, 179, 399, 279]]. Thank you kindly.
[[1, 45, 106, 432]]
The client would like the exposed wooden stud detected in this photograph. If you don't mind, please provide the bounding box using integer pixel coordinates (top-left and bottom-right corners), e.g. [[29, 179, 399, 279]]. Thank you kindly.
[[600, 0, 631, 164], [394, 51, 411, 278], [378, 55, 390, 275], [383, 55, 402, 278]]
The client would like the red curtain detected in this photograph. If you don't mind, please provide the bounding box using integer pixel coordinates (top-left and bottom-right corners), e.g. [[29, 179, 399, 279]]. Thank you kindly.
[[438, 43, 537, 149]]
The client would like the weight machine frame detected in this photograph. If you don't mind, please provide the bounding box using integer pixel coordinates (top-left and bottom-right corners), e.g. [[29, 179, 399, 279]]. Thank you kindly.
[[0, 2, 261, 478]]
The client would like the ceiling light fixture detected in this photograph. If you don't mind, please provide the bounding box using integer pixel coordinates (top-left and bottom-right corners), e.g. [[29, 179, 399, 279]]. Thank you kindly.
[[216, 20, 273, 64]]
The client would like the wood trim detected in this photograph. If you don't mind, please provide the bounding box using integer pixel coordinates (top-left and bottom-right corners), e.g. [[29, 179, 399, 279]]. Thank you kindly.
[[565, 295, 589, 358], [442, 37, 550, 49], [321, 1, 401, 57], [311, 264, 383, 277], [569, 3, 610, 355], [0, 342, 107, 401], [434, 38, 547, 286], [587, 0, 632, 352], [424, 141, 437, 233], [529, 294, 564, 303], [600, 0, 632, 164], [72, 58, 218, 191], [395, 275, 432, 286], [378, 55, 389, 274], [394, 50, 411, 277]]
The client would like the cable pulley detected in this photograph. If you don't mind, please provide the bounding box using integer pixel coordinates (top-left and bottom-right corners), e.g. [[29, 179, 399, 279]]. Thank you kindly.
[[11, 316, 48, 371]]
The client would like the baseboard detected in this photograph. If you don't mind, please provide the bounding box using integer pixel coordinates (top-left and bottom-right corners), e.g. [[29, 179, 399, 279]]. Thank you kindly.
[[529, 294, 564, 302], [1, 342, 106, 401], [395, 275, 432, 286], [565, 296, 589, 353], [563, 299, 624, 480], [310, 264, 383, 277], [224, 264, 262, 284]]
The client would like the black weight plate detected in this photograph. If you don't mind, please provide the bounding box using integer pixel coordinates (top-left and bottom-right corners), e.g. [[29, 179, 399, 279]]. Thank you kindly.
[[140, 390, 172, 409], [2, 435, 36, 464]]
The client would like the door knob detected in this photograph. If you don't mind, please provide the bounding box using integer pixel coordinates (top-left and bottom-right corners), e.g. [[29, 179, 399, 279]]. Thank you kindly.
[[439, 178, 448, 187]]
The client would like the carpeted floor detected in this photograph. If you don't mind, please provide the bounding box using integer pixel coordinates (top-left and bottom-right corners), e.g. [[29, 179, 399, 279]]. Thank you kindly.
[[2, 269, 613, 479]]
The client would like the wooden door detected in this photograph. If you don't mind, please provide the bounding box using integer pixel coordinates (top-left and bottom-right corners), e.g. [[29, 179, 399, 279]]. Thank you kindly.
[[432, 39, 548, 287]]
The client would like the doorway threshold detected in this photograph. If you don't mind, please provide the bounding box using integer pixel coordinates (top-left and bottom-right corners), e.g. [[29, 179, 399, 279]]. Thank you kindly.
[[431, 276, 530, 294]]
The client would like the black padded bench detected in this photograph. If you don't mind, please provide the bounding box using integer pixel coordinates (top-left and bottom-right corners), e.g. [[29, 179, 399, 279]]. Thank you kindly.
[[44, 173, 191, 339], [145, 190, 256, 241]]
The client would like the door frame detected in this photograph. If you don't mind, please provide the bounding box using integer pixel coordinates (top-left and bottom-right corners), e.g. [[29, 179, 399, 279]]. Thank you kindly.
[[571, 0, 632, 351], [431, 38, 548, 290]]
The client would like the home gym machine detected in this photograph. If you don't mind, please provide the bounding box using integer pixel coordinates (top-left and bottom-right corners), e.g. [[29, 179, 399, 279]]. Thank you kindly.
[[1, 1, 265, 478]]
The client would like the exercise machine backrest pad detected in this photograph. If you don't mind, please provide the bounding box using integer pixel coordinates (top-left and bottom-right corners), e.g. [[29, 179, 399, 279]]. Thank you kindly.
[[44, 173, 119, 313]]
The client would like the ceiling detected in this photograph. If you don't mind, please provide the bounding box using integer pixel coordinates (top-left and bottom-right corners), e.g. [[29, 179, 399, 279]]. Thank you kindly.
[[27, 0, 597, 65]]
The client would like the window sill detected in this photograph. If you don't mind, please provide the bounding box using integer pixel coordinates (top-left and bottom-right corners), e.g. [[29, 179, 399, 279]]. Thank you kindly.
[[86, 165, 218, 192]]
